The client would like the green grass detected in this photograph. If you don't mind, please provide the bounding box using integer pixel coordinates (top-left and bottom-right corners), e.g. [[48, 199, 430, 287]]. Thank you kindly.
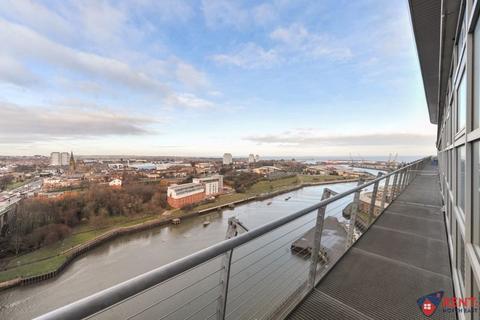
[[297, 174, 348, 184], [0, 255, 67, 282], [0, 214, 163, 282], [192, 193, 250, 212], [5, 179, 33, 191], [246, 176, 300, 194]]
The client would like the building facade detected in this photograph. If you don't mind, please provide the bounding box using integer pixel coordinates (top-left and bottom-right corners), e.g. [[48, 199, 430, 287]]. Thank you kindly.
[[410, 0, 480, 315], [61, 152, 69, 166], [50, 152, 61, 166], [167, 183, 205, 208], [223, 153, 233, 165], [192, 175, 224, 196]]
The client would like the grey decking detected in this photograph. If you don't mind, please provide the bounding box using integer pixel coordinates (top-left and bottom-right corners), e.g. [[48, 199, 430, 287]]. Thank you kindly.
[[287, 163, 455, 320]]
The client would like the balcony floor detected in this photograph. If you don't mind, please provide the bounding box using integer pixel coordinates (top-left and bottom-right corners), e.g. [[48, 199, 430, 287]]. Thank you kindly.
[[287, 163, 455, 320]]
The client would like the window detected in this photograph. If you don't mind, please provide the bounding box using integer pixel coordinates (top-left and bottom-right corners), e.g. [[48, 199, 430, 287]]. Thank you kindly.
[[458, 72, 467, 132], [458, 230, 466, 288], [474, 143, 480, 245], [457, 145, 466, 213], [458, 12, 466, 59], [475, 19, 480, 129]]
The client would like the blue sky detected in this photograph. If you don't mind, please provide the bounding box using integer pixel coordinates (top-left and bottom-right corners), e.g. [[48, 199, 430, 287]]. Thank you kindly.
[[0, 0, 436, 157]]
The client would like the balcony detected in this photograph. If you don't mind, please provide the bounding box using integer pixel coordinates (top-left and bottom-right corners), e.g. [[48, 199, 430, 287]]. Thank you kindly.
[[35, 158, 454, 320]]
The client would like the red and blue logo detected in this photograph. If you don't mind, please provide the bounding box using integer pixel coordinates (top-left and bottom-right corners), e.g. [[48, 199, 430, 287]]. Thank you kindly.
[[417, 291, 444, 317]]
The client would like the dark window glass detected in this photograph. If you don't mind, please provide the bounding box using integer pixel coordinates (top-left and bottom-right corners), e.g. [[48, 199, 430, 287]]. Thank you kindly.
[[457, 145, 466, 213], [458, 73, 467, 132]]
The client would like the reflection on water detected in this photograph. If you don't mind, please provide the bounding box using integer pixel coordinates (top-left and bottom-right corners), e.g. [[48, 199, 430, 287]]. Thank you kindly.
[[0, 179, 379, 319]]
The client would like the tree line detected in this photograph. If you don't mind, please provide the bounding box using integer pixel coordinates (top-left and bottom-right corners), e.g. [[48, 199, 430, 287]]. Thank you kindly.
[[0, 183, 168, 257]]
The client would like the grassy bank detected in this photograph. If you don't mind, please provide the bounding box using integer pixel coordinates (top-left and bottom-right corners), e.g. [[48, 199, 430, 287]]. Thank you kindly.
[[0, 214, 163, 282], [0, 174, 350, 284]]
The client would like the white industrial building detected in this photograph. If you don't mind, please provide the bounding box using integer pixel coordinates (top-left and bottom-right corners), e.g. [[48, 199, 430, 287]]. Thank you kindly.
[[248, 154, 255, 163], [50, 151, 72, 166], [223, 153, 233, 165], [192, 175, 224, 196], [50, 152, 61, 166], [61, 152, 70, 166]]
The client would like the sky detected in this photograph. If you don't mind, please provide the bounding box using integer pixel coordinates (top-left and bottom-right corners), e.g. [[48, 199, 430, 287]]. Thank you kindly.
[[0, 0, 437, 158]]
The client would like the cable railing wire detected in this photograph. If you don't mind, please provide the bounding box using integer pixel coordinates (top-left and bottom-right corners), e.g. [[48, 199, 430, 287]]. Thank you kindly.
[[229, 226, 311, 285], [156, 283, 221, 320], [226, 244, 314, 318], [181, 295, 219, 320], [126, 266, 223, 319], [227, 246, 313, 320], [246, 263, 312, 320], [229, 198, 351, 285], [230, 196, 353, 266]]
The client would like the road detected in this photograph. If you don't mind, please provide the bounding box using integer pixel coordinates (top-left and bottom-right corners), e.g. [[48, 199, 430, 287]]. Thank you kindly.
[[0, 179, 43, 212]]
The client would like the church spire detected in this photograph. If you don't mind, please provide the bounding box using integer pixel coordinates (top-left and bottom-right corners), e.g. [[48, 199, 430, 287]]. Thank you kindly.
[[69, 151, 76, 172]]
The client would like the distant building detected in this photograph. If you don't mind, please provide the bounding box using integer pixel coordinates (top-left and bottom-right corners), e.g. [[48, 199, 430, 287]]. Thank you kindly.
[[129, 163, 156, 170], [167, 183, 205, 209], [108, 163, 124, 170], [255, 154, 260, 162], [253, 166, 282, 175], [61, 152, 70, 166], [248, 154, 255, 163], [50, 152, 61, 166], [69, 152, 76, 172], [192, 175, 224, 195], [303, 165, 332, 176], [223, 153, 233, 165], [109, 178, 122, 189]]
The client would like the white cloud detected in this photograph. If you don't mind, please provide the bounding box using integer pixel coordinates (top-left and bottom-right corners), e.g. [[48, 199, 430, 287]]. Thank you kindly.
[[175, 62, 210, 89], [270, 23, 353, 61], [212, 23, 352, 69], [0, 18, 169, 93], [166, 93, 215, 109], [0, 54, 38, 86], [252, 4, 277, 25], [201, 0, 278, 29], [0, 0, 73, 41], [202, 0, 249, 29], [72, 1, 133, 48], [0, 101, 157, 143], [134, 0, 194, 23], [212, 43, 279, 69], [244, 130, 436, 147], [0, 18, 217, 110]]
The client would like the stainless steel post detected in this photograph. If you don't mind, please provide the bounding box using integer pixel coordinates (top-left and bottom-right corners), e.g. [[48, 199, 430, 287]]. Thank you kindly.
[[367, 173, 382, 225], [346, 179, 364, 248], [307, 189, 331, 290], [397, 166, 405, 193], [217, 218, 238, 320], [390, 171, 399, 200], [400, 166, 408, 190], [380, 174, 390, 212]]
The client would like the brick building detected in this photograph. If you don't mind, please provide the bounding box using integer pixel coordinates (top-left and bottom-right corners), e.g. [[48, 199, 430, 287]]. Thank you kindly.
[[167, 183, 205, 209]]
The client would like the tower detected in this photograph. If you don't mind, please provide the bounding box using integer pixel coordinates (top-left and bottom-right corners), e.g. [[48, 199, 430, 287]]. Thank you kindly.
[[69, 151, 76, 172]]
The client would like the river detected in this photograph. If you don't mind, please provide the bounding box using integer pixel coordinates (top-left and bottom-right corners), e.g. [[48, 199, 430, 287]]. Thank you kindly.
[[0, 176, 382, 319]]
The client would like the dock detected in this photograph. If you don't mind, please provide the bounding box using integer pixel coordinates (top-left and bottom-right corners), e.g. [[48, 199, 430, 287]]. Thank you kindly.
[[291, 216, 347, 262]]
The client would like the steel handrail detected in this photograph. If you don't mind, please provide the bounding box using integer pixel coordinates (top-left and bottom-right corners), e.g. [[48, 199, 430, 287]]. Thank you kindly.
[[35, 157, 428, 320]]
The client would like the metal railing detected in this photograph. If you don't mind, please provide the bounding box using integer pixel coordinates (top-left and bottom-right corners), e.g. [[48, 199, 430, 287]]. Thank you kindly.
[[35, 157, 430, 320]]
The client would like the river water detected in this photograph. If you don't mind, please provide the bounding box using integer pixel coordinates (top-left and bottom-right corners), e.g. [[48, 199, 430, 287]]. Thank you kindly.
[[0, 175, 382, 319]]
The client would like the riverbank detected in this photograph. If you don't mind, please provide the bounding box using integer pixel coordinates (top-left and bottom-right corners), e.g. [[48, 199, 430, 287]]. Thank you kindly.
[[0, 175, 359, 290]]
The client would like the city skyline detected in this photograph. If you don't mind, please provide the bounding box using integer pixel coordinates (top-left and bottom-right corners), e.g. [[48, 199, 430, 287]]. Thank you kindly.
[[0, 0, 436, 157]]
